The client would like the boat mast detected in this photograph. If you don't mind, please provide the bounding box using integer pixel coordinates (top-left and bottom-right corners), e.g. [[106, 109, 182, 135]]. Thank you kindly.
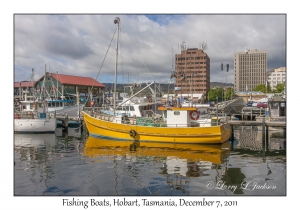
[[41, 64, 46, 101], [113, 17, 120, 118]]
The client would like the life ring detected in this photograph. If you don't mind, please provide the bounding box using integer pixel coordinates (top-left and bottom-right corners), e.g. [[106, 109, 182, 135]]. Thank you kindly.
[[90, 101, 94, 106], [129, 129, 137, 138], [190, 110, 200, 120]]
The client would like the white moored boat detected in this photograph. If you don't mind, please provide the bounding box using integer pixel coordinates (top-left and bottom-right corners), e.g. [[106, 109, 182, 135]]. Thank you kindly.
[[14, 91, 56, 133]]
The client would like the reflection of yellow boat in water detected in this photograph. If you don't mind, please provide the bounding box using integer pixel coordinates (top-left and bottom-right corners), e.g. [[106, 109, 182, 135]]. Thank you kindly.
[[84, 136, 231, 194], [84, 136, 230, 165]]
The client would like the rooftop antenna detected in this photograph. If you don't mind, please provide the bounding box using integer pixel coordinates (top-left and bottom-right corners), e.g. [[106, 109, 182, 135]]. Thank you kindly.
[[181, 42, 186, 51], [172, 44, 174, 72], [201, 41, 208, 51], [282, 43, 283, 67]]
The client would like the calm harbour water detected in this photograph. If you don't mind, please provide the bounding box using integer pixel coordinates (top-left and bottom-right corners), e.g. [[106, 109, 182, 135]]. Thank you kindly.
[[14, 125, 286, 196]]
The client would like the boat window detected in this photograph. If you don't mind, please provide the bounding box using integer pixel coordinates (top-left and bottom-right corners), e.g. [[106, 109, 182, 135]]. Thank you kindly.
[[174, 111, 180, 115], [280, 103, 285, 107], [130, 106, 135, 111]]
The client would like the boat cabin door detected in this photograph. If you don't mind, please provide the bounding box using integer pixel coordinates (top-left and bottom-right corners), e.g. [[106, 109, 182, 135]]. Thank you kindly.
[[279, 102, 286, 117]]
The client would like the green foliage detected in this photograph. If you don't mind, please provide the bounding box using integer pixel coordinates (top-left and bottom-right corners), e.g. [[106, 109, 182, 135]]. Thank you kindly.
[[274, 83, 285, 93], [252, 84, 267, 93], [207, 87, 236, 102], [207, 88, 223, 102], [224, 87, 235, 100], [251, 83, 285, 94]]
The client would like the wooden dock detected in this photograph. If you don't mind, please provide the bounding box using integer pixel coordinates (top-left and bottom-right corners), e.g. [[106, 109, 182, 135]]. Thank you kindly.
[[228, 118, 286, 149], [228, 120, 286, 127]]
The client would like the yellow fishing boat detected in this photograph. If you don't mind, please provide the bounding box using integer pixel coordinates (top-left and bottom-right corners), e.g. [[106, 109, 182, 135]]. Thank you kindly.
[[82, 17, 230, 144], [82, 106, 230, 144], [84, 136, 231, 165]]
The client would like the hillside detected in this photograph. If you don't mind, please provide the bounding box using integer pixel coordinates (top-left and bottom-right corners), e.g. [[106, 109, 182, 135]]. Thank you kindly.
[[102, 82, 233, 93]]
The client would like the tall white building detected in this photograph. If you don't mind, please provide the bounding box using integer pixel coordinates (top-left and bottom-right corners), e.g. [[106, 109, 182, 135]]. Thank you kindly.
[[267, 67, 286, 90], [234, 49, 267, 92]]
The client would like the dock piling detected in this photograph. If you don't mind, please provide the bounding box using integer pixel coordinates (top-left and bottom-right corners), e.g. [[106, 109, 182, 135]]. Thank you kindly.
[[62, 114, 69, 132], [262, 115, 265, 148], [230, 124, 234, 141], [266, 125, 269, 150]]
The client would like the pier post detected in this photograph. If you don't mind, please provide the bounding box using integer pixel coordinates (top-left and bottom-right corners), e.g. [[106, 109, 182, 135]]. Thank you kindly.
[[62, 114, 69, 133], [242, 108, 244, 121], [262, 115, 265, 148], [230, 124, 234, 141], [266, 125, 269, 151], [251, 109, 252, 121], [260, 108, 261, 116], [80, 120, 83, 132]]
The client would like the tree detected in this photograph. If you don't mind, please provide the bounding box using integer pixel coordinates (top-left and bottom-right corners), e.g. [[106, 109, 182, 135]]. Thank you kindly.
[[207, 88, 223, 102], [224, 87, 235, 100], [252, 84, 266, 93], [273, 83, 285, 93]]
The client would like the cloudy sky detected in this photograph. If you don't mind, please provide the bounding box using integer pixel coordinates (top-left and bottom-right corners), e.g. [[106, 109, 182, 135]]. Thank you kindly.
[[14, 14, 286, 85]]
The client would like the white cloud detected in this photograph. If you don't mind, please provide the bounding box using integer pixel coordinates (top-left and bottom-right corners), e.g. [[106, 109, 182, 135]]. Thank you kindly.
[[14, 14, 286, 85]]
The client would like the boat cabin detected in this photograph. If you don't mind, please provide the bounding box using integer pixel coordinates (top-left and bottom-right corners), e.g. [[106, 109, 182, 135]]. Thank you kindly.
[[268, 99, 286, 117], [158, 107, 200, 127], [46, 99, 77, 112]]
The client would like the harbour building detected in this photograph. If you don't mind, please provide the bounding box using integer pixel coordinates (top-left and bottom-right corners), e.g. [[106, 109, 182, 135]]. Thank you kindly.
[[175, 44, 210, 99], [14, 81, 35, 100], [234, 49, 267, 93], [14, 72, 105, 105], [267, 67, 286, 91]]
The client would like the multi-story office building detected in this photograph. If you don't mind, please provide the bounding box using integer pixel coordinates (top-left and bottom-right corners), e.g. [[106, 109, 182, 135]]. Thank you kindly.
[[175, 46, 210, 97], [234, 49, 267, 92], [267, 67, 286, 90]]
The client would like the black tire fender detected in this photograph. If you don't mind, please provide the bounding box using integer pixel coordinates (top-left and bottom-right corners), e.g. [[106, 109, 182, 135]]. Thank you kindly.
[[129, 129, 137, 138]]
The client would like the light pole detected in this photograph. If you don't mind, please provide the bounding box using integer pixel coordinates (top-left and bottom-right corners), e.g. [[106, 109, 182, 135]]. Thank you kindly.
[[221, 63, 229, 101], [225, 64, 229, 101], [208, 91, 209, 104], [245, 48, 250, 101], [221, 63, 223, 102]]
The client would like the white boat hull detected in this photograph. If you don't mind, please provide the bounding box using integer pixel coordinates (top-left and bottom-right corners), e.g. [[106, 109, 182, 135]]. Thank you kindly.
[[14, 118, 57, 133]]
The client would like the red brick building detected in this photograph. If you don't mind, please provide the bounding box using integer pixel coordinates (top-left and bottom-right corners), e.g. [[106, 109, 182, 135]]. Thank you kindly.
[[175, 48, 210, 97]]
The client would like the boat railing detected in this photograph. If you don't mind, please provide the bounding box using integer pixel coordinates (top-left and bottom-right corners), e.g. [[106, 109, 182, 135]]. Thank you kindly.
[[14, 111, 37, 119], [144, 110, 162, 118], [82, 106, 228, 127]]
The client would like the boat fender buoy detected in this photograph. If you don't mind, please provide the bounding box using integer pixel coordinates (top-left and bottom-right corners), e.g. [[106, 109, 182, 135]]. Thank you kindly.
[[189, 110, 200, 120], [129, 129, 137, 138], [129, 144, 136, 151], [90, 101, 94, 107]]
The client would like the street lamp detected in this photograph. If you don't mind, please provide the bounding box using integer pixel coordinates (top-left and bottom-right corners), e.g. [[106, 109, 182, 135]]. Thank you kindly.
[[225, 64, 229, 101], [221, 63, 223, 102], [245, 47, 250, 101], [221, 63, 229, 101]]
